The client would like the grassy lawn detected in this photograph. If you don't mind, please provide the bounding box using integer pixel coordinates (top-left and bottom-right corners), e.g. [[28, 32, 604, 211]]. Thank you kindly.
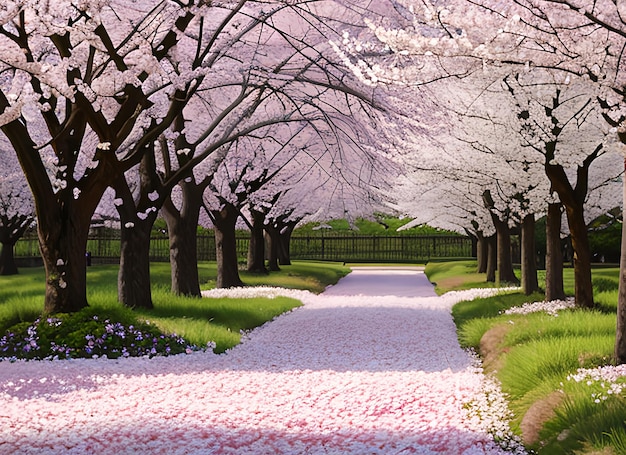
[[426, 260, 626, 454], [0, 261, 349, 356]]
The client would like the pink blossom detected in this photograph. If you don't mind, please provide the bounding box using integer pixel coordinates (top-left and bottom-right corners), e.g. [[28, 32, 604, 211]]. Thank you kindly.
[[0, 268, 523, 454]]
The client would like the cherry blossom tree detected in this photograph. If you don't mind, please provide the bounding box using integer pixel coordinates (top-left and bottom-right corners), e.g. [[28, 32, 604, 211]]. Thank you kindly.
[[0, 1, 215, 313], [0, 0, 393, 312], [342, 0, 626, 360], [0, 146, 35, 275]]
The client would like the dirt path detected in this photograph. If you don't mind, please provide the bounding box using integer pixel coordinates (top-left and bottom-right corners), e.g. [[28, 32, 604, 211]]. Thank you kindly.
[[0, 268, 517, 454]]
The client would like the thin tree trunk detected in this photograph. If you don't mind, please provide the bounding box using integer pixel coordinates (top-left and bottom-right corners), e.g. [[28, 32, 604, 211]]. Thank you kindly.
[[615, 158, 626, 364], [545, 202, 566, 301], [486, 234, 497, 283], [476, 231, 487, 274], [247, 208, 267, 274], [521, 214, 539, 295]]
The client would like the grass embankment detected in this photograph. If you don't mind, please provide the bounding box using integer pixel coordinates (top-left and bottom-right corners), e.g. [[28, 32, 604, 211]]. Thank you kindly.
[[0, 261, 349, 356], [425, 260, 626, 454]]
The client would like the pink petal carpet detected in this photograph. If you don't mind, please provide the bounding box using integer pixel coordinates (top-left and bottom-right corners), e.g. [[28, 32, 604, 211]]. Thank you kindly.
[[0, 267, 523, 454]]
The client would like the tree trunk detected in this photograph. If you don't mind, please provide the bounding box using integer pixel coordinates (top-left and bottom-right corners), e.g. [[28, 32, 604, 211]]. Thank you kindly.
[[494, 218, 520, 285], [162, 181, 203, 297], [264, 228, 280, 272], [39, 209, 92, 314], [0, 216, 32, 276], [0, 241, 18, 276], [564, 203, 595, 308], [476, 231, 487, 274], [247, 208, 267, 274], [545, 157, 596, 309], [486, 234, 497, 283], [213, 203, 244, 288], [278, 222, 296, 266], [521, 214, 539, 295], [118, 220, 154, 309], [615, 158, 626, 364], [545, 202, 566, 301]]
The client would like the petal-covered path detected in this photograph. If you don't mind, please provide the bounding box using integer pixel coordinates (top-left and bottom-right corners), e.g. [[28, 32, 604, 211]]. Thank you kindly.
[[0, 267, 520, 454]]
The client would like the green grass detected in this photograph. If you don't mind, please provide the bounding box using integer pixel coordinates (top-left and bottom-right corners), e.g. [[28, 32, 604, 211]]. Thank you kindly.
[[434, 261, 626, 454], [425, 259, 502, 294], [0, 260, 348, 355]]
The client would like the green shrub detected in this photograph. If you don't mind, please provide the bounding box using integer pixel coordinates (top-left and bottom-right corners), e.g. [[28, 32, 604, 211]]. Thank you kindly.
[[0, 308, 200, 361]]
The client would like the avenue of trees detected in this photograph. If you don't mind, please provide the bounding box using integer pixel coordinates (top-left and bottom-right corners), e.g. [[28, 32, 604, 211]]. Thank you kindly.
[[1, 0, 626, 363], [336, 0, 626, 362]]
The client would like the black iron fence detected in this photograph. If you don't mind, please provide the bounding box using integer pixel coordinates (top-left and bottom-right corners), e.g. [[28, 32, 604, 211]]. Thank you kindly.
[[15, 233, 473, 264]]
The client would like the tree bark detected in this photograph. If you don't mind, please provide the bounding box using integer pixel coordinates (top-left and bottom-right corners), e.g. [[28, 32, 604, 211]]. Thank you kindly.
[[545, 150, 596, 309], [486, 234, 497, 283], [545, 202, 566, 301], [476, 231, 488, 274], [39, 206, 93, 314], [278, 222, 296, 266], [494, 217, 520, 285], [615, 158, 626, 364], [0, 216, 32, 276], [563, 201, 595, 308], [247, 208, 268, 274], [521, 214, 539, 295], [0, 241, 18, 276], [118, 221, 154, 309], [265, 229, 281, 272], [162, 181, 203, 297], [212, 203, 244, 288]]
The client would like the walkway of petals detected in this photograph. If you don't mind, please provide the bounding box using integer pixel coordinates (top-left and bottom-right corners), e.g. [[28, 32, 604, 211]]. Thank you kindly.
[[0, 268, 521, 454]]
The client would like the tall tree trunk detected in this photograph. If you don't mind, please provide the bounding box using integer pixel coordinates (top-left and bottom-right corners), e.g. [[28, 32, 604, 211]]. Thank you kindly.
[[545, 153, 596, 309], [212, 203, 244, 288], [521, 214, 539, 295], [247, 208, 267, 274], [162, 181, 203, 297], [563, 201, 595, 308], [0, 241, 18, 276], [615, 158, 626, 364], [118, 220, 154, 309], [265, 229, 280, 272], [494, 217, 520, 285], [545, 202, 566, 301], [278, 222, 296, 266], [113, 151, 165, 309], [476, 231, 487, 274], [486, 234, 497, 283]]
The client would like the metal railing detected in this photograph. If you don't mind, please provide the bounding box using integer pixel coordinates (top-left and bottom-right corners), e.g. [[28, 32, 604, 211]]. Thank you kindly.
[[15, 233, 473, 264]]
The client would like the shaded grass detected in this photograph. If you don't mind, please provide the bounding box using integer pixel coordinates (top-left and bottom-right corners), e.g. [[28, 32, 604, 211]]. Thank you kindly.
[[0, 260, 347, 354], [134, 288, 302, 353], [436, 261, 625, 454], [425, 260, 493, 294]]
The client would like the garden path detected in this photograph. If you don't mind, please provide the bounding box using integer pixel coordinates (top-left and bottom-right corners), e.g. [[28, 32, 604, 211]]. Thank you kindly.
[[0, 267, 519, 454]]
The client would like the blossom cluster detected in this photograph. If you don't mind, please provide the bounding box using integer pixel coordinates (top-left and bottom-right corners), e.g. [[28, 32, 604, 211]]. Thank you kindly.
[[0, 314, 199, 362], [0, 270, 526, 453], [567, 364, 626, 403], [463, 354, 528, 454], [503, 298, 576, 317]]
